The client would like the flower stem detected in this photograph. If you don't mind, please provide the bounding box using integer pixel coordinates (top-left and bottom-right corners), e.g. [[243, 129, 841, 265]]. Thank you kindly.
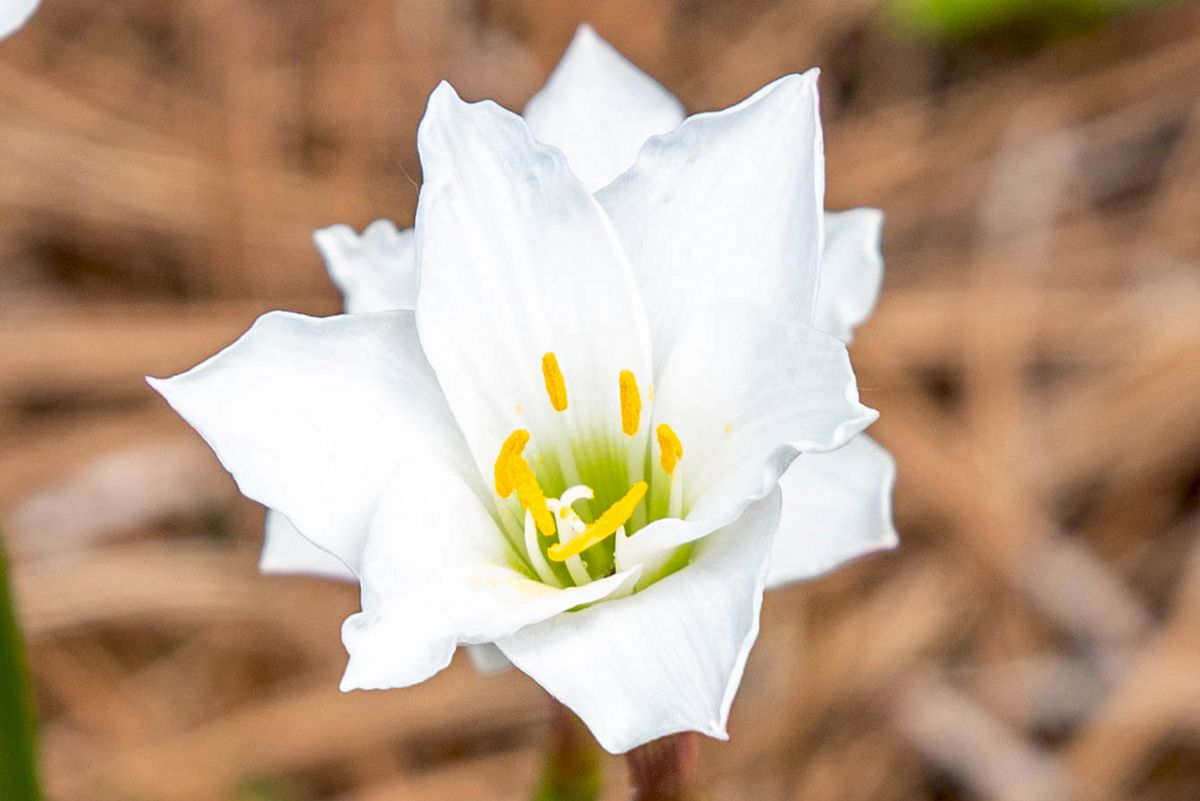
[[625, 733, 707, 801], [531, 699, 604, 801]]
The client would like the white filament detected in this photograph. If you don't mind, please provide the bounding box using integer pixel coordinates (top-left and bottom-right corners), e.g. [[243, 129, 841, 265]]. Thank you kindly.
[[524, 509, 562, 587]]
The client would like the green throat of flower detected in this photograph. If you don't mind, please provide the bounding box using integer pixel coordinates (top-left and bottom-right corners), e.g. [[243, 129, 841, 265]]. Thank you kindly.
[[492, 351, 686, 588]]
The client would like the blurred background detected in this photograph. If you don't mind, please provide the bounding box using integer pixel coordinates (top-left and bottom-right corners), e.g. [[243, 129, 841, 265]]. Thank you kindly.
[[2, 0, 1200, 799]]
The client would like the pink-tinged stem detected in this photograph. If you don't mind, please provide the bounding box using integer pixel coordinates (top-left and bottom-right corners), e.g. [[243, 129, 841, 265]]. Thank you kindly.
[[532, 699, 604, 801], [625, 732, 707, 801]]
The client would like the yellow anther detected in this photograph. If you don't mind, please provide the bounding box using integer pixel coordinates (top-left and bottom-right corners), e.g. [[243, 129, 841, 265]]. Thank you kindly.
[[657, 423, 684, 475], [548, 482, 648, 562], [493, 429, 530, 497], [511, 455, 555, 536], [541, 352, 568, 412], [619, 370, 641, 436]]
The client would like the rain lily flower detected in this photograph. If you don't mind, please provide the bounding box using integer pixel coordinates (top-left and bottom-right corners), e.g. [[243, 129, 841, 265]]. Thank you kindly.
[[151, 26, 896, 754], [0, 0, 39, 39]]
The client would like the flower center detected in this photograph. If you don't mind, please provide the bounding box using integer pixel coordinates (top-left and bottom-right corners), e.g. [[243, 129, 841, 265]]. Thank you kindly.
[[492, 351, 686, 587]]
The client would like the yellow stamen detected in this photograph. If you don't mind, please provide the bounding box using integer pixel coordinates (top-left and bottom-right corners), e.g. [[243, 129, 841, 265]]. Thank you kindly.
[[541, 352, 568, 412], [619, 369, 641, 436], [548, 481, 648, 562], [657, 423, 684, 475], [494, 429, 554, 535], [511, 455, 555, 535], [493, 429, 530, 497]]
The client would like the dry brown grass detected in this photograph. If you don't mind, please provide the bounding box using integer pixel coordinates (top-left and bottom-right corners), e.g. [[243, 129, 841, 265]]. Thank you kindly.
[[2, 1, 1199, 799]]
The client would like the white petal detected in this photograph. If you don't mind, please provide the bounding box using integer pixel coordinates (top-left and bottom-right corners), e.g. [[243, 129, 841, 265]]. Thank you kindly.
[[0, 0, 37, 39], [258, 223, 417, 575], [414, 82, 652, 479], [315, 220, 417, 313], [255, 556, 519, 674], [341, 457, 640, 691], [464, 643, 513, 674], [767, 435, 898, 587], [523, 25, 684, 192], [149, 310, 471, 574], [624, 304, 876, 562], [260, 509, 356, 581], [816, 209, 885, 343], [598, 71, 825, 374], [498, 488, 781, 754]]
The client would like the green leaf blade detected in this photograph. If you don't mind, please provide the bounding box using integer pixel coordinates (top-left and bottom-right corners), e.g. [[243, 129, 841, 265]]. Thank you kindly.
[[0, 536, 43, 801]]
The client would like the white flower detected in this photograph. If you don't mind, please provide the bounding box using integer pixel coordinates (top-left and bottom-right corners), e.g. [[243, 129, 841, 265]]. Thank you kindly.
[[151, 27, 895, 754], [0, 0, 39, 39]]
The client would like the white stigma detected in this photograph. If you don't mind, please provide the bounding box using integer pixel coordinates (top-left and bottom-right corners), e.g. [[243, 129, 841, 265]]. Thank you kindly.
[[548, 485, 594, 585]]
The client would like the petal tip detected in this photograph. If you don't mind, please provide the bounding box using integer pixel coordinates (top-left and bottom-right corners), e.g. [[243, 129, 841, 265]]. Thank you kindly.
[[827, 406, 881, 452], [572, 21, 600, 45], [564, 22, 618, 63], [431, 78, 458, 98], [418, 78, 536, 178], [339, 641, 376, 692], [362, 218, 401, 238], [767, 69, 820, 104], [881, 528, 901, 551], [424, 80, 465, 121], [312, 222, 353, 254], [145, 373, 177, 401]]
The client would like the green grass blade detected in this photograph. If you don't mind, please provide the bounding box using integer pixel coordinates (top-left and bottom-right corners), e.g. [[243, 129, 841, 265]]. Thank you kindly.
[[0, 534, 43, 801]]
